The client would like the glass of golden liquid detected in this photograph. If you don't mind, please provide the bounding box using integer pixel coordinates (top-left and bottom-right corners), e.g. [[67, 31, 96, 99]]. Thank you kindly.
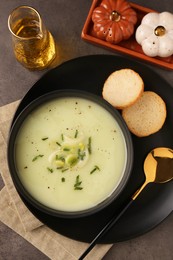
[[8, 5, 57, 70]]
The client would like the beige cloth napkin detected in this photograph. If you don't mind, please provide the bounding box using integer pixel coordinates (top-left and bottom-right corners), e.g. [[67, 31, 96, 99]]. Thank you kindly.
[[0, 100, 113, 260]]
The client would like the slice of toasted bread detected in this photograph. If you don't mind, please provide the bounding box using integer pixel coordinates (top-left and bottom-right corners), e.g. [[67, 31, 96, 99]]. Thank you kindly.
[[102, 69, 144, 109], [122, 91, 167, 137]]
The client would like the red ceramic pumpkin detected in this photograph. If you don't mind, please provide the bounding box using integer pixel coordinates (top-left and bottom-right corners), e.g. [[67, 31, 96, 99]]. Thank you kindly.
[[92, 0, 137, 44]]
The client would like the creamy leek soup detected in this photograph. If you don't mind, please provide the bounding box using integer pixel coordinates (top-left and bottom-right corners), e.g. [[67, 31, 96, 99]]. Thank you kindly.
[[15, 96, 127, 211]]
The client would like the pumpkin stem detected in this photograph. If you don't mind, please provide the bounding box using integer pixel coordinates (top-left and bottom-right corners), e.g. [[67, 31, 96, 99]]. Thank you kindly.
[[154, 26, 166, 36], [110, 11, 121, 22]]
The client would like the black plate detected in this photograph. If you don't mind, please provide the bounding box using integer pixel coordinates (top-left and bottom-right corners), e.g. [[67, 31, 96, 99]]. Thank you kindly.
[[11, 55, 173, 243]]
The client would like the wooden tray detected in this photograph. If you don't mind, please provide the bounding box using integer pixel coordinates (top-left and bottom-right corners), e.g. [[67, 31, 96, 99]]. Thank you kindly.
[[81, 0, 173, 70]]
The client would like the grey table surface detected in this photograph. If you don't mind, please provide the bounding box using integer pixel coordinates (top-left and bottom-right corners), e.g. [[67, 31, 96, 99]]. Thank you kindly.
[[0, 0, 173, 259]]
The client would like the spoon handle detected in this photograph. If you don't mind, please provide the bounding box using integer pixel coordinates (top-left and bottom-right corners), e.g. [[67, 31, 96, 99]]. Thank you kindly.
[[78, 199, 134, 260], [132, 181, 148, 200]]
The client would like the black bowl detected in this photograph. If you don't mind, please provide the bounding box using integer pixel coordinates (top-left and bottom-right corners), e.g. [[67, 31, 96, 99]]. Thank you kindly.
[[7, 89, 133, 218]]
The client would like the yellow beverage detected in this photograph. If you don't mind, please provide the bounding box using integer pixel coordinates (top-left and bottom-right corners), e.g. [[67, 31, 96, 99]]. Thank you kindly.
[[8, 6, 57, 69], [13, 18, 56, 69]]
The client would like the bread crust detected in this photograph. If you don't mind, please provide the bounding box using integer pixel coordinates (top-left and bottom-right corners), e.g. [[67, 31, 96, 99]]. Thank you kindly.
[[122, 91, 167, 137], [102, 69, 144, 109]]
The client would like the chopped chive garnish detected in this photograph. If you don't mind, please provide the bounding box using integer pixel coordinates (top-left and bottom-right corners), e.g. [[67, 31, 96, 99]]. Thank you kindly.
[[74, 129, 78, 138], [74, 187, 83, 190], [56, 141, 61, 146], [74, 175, 83, 190], [61, 134, 64, 141], [88, 137, 92, 154], [47, 167, 53, 173], [61, 177, 65, 182], [56, 155, 65, 162], [42, 137, 48, 141], [62, 168, 69, 173], [90, 165, 100, 174], [32, 154, 44, 162], [63, 148, 70, 151], [57, 166, 63, 169], [59, 156, 65, 162]]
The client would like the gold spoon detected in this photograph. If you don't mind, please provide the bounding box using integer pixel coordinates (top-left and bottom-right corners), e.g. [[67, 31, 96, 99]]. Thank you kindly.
[[79, 147, 173, 260]]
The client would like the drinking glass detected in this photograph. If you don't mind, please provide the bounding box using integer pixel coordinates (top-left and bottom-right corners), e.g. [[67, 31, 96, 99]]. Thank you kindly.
[[8, 5, 57, 69]]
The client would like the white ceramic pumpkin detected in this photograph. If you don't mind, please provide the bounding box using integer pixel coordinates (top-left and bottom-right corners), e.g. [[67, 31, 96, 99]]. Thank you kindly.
[[135, 12, 173, 57]]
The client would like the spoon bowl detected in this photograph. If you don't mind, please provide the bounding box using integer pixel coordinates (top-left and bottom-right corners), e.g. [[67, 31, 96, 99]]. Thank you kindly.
[[133, 147, 173, 200], [150, 147, 173, 183]]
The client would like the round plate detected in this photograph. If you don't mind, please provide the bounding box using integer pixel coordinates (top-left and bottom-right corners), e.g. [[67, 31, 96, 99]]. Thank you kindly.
[[11, 55, 173, 243]]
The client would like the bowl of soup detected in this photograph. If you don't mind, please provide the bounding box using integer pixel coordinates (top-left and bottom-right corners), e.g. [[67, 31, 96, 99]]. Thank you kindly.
[[7, 89, 133, 218]]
